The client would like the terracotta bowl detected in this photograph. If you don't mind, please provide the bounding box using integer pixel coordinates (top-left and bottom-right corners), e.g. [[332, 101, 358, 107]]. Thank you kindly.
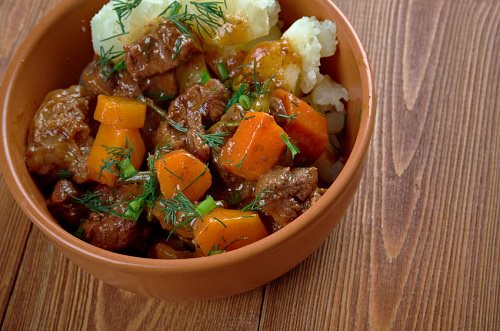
[[0, 0, 374, 300]]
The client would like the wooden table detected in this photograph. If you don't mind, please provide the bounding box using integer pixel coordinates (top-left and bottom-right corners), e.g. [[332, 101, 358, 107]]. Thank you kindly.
[[1, 0, 498, 329]]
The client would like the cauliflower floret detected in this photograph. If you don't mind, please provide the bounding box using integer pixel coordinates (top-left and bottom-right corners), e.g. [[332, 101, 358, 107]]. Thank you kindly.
[[306, 75, 348, 112], [283, 17, 338, 94]]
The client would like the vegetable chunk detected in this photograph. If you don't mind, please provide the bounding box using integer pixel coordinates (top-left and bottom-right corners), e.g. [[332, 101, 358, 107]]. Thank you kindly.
[[87, 124, 146, 187], [94, 95, 147, 129], [155, 149, 212, 202], [193, 208, 268, 256], [271, 89, 328, 162], [219, 112, 286, 180]]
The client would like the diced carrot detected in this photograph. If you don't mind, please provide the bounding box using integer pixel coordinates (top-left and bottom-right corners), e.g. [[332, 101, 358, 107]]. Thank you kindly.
[[94, 95, 147, 129], [193, 208, 268, 256], [219, 112, 286, 180], [155, 149, 212, 202], [271, 89, 328, 162], [87, 124, 145, 187]]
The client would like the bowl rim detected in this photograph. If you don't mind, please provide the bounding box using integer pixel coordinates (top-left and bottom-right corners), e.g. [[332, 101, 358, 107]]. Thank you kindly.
[[0, 0, 375, 274]]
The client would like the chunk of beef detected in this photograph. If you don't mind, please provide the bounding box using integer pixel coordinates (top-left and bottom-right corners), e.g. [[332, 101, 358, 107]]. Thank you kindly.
[[269, 96, 288, 126], [141, 71, 178, 102], [80, 60, 116, 96], [25, 85, 94, 183], [154, 79, 229, 161], [124, 20, 201, 79], [255, 167, 321, 228], [152, 199, 195, 240], [114, 70, 142, 99], [176, 54, 210, 93], [81, 184, 149, 251], [47, 179, 88, 228], [207, 104, 246, 135]]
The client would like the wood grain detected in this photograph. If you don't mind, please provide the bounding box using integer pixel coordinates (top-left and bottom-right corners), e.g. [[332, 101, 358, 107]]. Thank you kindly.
[[0, 0, 499, 330]]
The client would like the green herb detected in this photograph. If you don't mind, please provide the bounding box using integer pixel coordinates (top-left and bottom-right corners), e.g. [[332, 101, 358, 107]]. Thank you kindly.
[[195, 195, 216, 217], [280, 133, 300, 159], [238, 94, 251, 110], [112, 0, 143, 34], [182, 163, 209, 192], [225, 191, 241, 206], [97, 46, 126, 80], [213, 216, 227, 228], [57, 169, 72, 180], [72, 226, 85, 240], [195, 132, 229, 149], [159, 191, 200, 236], [217, 62, 229, 80], [277, 113, 298, 120], [172, 37, 184, 61], [159, 1, 193, 36], [234, 153, 247, 168], [99, 138, 138, 180], [168, 119, 188, 133], [208, 244, 226, 256], [189, 0, 227, 37], [72, 192, 130, 219], [200, 70, 211, 84], [225, 83, 248, 112], [163, 166, 184, 181], [242, 190, 273, 212]]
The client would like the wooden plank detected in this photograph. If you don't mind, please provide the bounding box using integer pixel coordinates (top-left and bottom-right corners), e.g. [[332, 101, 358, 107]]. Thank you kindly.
[[258, 0, 500, 330], [2, 227, 264, 330], [0, 0, 62, 322]]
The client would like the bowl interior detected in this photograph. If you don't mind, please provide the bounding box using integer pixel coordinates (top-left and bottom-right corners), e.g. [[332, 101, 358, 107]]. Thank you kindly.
[[0, 0, 370, 268]]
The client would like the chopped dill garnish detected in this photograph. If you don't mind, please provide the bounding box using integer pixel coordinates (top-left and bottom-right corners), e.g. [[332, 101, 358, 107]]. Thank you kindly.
[[213, 216, 227, 228], [163, 166, 184, 181], [280, 133, 300, 159], [225, 191, 241, 206], [97, 46, 126, 80], [182, 163, 209, 192], [99, 138, 138, 180], [195, 132, 229, 149], [168, 118, 188, 133], [277, 113, 298, 120], [234, 153, 247, 168], [208, 244, 225, 256], [160, 191, 200, 235], [242, 190, 273, 212], [72, 191, 131, 219], [57, 169, 72, 180], [112, 0, 143, 34], [189, 0, 227, 37]]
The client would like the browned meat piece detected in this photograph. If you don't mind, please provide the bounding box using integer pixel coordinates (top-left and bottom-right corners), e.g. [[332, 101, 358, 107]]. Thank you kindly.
[[269, 96, 288, 126], [142, 71, 178, 102], [81, 184, 148, 251], [80, 60, 116, 96], [124, 20, 201, 79], [175, 54, 209, 93], [154, 79, 229, 161], [204, 44, 247, 80], [114, 70, 142, 98], [255, 167, 321, 228], [207, 104, 246, 135], [47, 179, 88, 228], [25, 85, 94, 183]]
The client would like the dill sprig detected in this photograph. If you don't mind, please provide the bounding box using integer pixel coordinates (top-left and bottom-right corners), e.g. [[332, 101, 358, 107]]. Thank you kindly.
[[224, 61, 275, 112], [277, 113, 298, 120], [225, 191, 241, 207], [97, 46, 125, 80], [160, 0, 227, 38], [196, 132, 229, 149], [207, 236, 248, 256], [99, 139, 138, 180], [159, 191, 200, 234], [112, 0, 143, 34], [190, 0, 227, 37], [57, 169, 72, 180], [242, 190, 273, 212], [280, 133, 300, 159], [72, 191, 134, 219]]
